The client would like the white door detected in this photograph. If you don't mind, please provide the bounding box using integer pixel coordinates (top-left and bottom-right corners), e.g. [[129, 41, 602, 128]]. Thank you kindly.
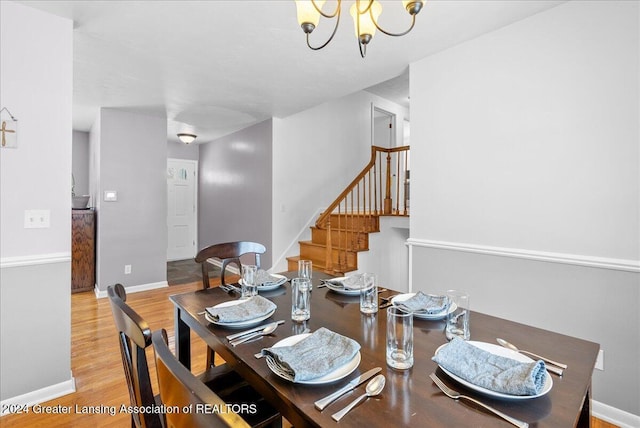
[[167, 159, 197, 261]]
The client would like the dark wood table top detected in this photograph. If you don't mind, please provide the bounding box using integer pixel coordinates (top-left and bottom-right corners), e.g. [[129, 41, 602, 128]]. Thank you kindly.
[[170, 271, 599, 428]]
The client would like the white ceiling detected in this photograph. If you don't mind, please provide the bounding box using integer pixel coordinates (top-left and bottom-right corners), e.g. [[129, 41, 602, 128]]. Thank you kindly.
[[19, 0, 565, 144]]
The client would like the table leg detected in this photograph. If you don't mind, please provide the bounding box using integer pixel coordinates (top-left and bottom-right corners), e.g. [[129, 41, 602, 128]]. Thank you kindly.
[[576, 383, 592, 428], [174, 306, 191, 370]]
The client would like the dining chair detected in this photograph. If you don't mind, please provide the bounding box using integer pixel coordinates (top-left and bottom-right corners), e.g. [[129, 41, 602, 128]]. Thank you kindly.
[[195, 241, 266, 289], [152, 329, 282, 428], [107, 283, 163, 428]]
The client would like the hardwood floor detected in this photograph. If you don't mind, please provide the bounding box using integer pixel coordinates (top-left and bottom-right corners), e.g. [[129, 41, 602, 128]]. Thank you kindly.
[[0, 278, 619, 428]]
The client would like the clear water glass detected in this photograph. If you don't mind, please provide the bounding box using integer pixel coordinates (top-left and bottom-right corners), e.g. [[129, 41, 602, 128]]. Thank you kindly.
[[386, 306, 414, 369], [291, 278, 311, 322], [445, 290, 470, 340], [298, 259, 313, 290], [360, 273, 378, 314], [241, 264, 258, 298]]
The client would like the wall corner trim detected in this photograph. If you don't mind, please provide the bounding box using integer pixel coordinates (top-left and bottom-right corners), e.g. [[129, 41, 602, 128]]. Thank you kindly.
[[406, 239, 640, 273], [0, 376, 76, 416]]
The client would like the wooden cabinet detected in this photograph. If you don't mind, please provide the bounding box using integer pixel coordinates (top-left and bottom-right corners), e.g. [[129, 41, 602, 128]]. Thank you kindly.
[[72, 209, 95, 293]]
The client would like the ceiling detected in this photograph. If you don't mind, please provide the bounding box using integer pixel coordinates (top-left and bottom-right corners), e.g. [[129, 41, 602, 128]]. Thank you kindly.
[[19, 1, 565, 144]]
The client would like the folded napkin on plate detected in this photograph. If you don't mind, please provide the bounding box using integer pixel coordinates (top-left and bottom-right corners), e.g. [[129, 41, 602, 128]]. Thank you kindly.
[[206, 296, 276, 323], [326, 274, 364, 290], [262, 327, 360, 382], [432, 337, 547, 396], [395, 291, 448, 314], [255, 269, 284, 286]]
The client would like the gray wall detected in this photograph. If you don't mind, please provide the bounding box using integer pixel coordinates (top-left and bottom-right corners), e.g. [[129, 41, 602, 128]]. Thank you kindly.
[[93, 109, 168, 291], [0, 1, 73, 402], [198, 119, 273, 267], [72, 130, 90, 197], [167, 139, 199, 160], [409, 0, 639, 415]]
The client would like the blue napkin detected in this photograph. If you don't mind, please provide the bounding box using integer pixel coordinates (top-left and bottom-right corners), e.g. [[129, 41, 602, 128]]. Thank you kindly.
[[206, 295, 276, 323], [255, 269, 285, 287], [395, 291, 448, 314], [432, 337, 547, 396], [262, 327, 360, 382]]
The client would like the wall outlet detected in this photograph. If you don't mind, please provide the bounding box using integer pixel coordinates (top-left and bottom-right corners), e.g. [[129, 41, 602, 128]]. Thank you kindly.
[[124, 265, 132, 274], [595, 349, 604, 371], [24, 209, 50, 228]]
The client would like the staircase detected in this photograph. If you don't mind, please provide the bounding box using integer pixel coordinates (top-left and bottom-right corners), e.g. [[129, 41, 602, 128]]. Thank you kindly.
[[287, 145, 410, 276]]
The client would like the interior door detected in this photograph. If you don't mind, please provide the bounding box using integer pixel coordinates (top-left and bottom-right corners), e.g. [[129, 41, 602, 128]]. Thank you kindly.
[[167, 159, 197, 261]]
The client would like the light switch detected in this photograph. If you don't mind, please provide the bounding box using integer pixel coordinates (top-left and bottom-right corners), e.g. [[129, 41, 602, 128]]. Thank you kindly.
[[24, 209, 50, 228], [104, 190, 117, 201]]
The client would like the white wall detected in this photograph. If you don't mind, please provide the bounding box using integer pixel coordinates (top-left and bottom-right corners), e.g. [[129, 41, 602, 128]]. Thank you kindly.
[[0, 1, 74, 404], [94, 109, 168, 293], [409, 0, 639, 417], [272, 91, 409, 271], [198, 120, 273, 267]]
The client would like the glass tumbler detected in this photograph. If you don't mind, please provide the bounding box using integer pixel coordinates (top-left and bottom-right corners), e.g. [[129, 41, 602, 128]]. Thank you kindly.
[[291, 278, 311, 322]]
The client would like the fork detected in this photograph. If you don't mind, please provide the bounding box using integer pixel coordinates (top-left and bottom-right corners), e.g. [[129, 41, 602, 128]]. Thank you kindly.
[[429, 373, 528, 428]]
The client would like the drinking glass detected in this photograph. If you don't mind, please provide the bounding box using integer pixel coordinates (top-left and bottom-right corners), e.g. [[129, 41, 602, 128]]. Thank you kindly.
[[298, 259, 313, 290], [386, 306, 413, 369], [445, 290, 470, 340], [291, 278, 311, 322], [241, 264, 258, 298], [360, 273, 378, 314]]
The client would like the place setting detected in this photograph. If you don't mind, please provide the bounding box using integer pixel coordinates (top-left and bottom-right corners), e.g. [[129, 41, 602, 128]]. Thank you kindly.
[[320, 273, 367, 295]]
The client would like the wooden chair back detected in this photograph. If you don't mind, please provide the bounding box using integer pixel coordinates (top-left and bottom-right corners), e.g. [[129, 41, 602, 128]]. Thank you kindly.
[[195, 241, 266, 289], [107, 284, 163, 428], [152, 329, 251, 428]]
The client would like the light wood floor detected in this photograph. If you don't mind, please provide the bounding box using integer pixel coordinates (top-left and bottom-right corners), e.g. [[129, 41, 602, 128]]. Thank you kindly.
[[0, 280, 619, 428]]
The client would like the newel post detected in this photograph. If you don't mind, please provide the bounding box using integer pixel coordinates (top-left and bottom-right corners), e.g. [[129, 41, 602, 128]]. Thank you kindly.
[[384, 151, 392, 214], [324, 217, 333, 273]]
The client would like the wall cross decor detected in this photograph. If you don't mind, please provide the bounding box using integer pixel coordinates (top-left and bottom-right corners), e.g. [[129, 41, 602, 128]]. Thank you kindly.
[[0, 107, 18, 148]]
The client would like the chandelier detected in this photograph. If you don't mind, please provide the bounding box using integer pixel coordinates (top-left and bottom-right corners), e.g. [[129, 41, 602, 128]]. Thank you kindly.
[[294, 0, 426, 58]]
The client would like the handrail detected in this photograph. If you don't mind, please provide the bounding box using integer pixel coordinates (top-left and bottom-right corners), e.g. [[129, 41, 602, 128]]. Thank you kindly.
[[316, 145, 410, 274]]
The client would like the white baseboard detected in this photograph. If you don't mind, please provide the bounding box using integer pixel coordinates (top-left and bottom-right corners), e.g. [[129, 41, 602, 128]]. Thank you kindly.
[[407, 239, 640, 273], [0, 376, 76, 417], [271, 207, 324, 272], [593, 400, 640, 428], [94, 281, 168, 298]]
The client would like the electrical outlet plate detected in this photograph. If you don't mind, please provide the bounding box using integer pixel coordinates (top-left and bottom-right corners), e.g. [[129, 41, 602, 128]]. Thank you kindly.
[[24, 209, 50, 228], [124, 265, 131, 274]]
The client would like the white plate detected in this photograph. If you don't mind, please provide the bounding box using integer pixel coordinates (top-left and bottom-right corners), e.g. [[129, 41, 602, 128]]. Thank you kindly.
[[391, 293, 456, 320], [434, 341, 553, 400], [204, 299, 276, 329], [266, 333, 361, 385], [324, 277, 362, 296], [239, 273, 288, 291]]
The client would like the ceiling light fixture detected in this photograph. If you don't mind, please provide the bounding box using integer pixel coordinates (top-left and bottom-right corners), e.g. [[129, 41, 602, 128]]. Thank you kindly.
[[177, 133, 197, 144], [295, 0, 425, 58]]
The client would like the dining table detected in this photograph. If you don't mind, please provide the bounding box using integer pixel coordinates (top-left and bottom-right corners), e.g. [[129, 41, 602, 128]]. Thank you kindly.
[[170, 271, 599, 428]]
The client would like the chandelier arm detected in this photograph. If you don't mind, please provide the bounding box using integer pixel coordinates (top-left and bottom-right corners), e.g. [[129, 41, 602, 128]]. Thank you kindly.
[[356, 0, 374, 14], [371, 12, 417, 37], [311, 0, 341, 19], [306, 6, 342, 51]]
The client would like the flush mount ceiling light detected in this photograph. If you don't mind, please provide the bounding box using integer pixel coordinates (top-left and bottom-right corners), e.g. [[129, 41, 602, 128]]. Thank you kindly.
[[295, 0, 426, 58], [177, 133, 197, 144]]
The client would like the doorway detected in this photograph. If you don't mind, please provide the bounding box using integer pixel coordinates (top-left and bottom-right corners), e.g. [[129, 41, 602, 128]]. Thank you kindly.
[[372, 106, 396, 148], [167, 158, 198, 261]]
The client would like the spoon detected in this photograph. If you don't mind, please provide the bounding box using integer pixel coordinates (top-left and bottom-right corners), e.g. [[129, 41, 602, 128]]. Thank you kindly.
[[231, 323, 278, 346], [497, 338, 567, 373], [331, 374, 385, 421]]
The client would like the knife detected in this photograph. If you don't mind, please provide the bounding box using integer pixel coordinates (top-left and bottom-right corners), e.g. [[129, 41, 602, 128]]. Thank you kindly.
[[226, 320, 285, 341], [314, 367, 382, 411]]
